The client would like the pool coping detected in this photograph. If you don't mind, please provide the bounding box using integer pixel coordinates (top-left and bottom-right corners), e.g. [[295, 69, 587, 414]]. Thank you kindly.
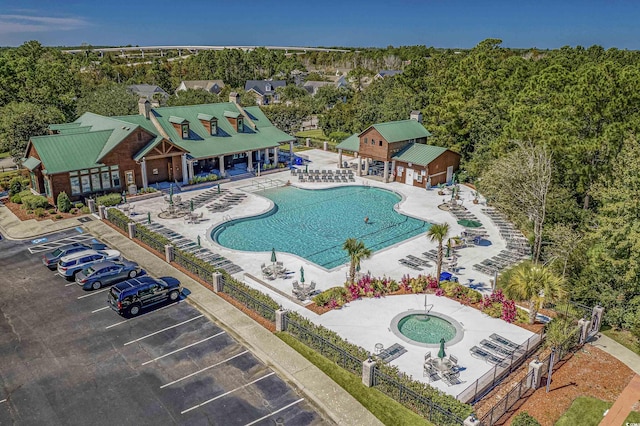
[[389, 308, 466, 348], [206, 184, 434, 272]]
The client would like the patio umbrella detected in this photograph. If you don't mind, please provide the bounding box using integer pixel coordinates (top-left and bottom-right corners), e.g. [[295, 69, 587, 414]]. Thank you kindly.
[[438, 338, 446, 359], [197, 235, 201, 247], [271, 248, 277, 272], [122, 191, 127, 204], [169, 184, 174, 205], [457, 219, 482, 228], [300, 266, 305, 284], [190, 199, 194, 211], [147, 212, 151, 224]]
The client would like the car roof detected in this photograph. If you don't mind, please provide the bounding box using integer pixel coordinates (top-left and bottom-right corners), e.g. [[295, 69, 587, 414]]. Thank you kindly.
[[59, 249, 99, 262], [113, 276, 156, 291]]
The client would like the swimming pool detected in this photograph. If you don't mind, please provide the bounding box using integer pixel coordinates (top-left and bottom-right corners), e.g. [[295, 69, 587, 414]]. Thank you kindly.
[[212, 185, 430, 269]]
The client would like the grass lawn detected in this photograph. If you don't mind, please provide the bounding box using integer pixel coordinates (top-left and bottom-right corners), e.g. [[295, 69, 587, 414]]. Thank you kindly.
[[627, 410, 640, 423], [601, 326, 640, 356], [276, 332, 433, 426], [555, 396, 611, 426], [0, 151, 10, 159], [295, 129, 326, 139]]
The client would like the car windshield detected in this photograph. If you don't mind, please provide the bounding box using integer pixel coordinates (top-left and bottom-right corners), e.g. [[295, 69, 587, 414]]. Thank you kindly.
[[109, 287, 120, 298], [51, 248, 63, 257], [85, 267, 96, 275]]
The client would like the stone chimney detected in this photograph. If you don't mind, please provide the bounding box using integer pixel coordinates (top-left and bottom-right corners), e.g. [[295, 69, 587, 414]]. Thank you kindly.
[[229, 92, 240, 105], [410, 110, 423, 123], [138, 98, 151, 119]]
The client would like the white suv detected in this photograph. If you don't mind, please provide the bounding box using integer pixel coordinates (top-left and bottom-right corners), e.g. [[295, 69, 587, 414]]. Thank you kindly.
[[57, 249, 121, 280]]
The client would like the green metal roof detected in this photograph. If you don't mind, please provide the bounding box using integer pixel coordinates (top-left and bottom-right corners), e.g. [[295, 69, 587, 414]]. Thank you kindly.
[[150, 102, 294, 159], [133, 135, 171, 162], [73, 113, 139, 161], [114, 114, 159, 136], [169, 116, 188, 124], [336, 133, 360, 152], [392, 143, 450, 166], [49, 123, 82, 131], [223, 111, 241, 119], [22, 156, 41, 171], [368, 119, 431, 143], [197, 113, 215, 121], [30, 130, 111, 174]]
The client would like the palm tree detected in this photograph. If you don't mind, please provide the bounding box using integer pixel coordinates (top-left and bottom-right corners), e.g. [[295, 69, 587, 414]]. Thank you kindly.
[[503, 262, 567, 324], [343, 238, 372, 285], [427, 223, 449, 284]]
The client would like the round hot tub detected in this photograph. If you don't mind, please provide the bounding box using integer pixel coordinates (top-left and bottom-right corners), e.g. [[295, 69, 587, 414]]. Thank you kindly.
[[390, 310, 465, 347]]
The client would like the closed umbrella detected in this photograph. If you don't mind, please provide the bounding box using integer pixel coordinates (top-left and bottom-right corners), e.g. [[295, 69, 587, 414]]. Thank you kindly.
[[271, 248, 277, 273], [300, 266, 305, 283], [122, 191, 127, 204], [190, 199, 194, 212], [169, 184, 174, 205], [438, 338, 446, 359]]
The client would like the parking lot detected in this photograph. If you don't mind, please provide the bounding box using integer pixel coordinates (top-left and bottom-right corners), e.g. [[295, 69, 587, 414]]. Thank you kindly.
[[0, 230, 328, 425]]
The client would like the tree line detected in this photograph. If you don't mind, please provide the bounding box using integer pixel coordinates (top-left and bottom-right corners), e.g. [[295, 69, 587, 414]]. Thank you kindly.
[[1, 39, 639, 334]]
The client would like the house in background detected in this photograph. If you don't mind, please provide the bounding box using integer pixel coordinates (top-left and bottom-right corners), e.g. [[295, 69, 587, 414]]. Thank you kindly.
[[24, 95, 294, 203], [127, 84, 169, 106], [176, 80, 225, 95], [336, 110, 460, 188], [374, 70, 403, 79], [244, 80, 286, 105]]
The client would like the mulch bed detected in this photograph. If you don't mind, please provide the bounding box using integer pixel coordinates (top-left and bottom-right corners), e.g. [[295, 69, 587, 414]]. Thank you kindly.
[[2, 199, 84, 221]]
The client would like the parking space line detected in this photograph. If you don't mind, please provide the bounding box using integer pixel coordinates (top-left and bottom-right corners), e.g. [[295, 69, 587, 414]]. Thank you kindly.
[[181, 372, 275, 414], [244, 398, 304, 426], [124, 315, 204, 346], [0, 398, 6, 403], [77, 287, 110, 299], [64, 282, 76, 287], [160, 350, 249, 389], [105, 303, 176, 329], [141, 332, 225, 366], [28, 235, 96, 254], [91, 306, 110, 313]]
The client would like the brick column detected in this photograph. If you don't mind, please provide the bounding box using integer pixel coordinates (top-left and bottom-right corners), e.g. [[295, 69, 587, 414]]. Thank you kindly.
[[212, 272, 223, 292], [127, 222, 136, 239], [362, 358, 376, 387], [164, 244, 174, 263]]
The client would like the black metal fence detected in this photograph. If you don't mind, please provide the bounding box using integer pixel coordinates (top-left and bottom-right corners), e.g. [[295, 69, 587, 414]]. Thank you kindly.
[[478, 325, 583, 426], [173, 249, 215, 284], [220, 276, 277, 322], [134, 226, 168, 253], [456, 328, 545, 404], [283, 314, 363, 375], [106, 208, 130, 231], [372, 369, 465, 426]]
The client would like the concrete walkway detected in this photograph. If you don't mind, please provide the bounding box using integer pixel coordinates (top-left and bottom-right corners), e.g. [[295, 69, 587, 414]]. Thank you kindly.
[[599, 374, 640, 426], [591, 334, 640, 376], [0, 203, 381, 426]]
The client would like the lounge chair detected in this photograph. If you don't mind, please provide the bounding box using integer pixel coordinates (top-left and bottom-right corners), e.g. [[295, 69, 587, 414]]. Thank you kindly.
[[448, 354, 458, 367], [480, 339, 515, 357], [424, 352, 431, 361], [489, 334, 522, 352], [470, 346, 505, 365]]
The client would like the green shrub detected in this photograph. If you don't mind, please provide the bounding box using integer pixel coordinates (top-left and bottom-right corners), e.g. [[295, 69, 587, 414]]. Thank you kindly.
[[34, 207, 46, 218], [74, 202, 84, 209], [56, 191, 72, 212], [55, 214, 63, 219], [10, 194, 21, 204], [70, 208, 78, 214], [9, 176, 24, 196], [96, 193, 123, 207], [81, 206, 90, 214], [512, 412, 541, 426], [48, 208, 56, 215], [21, 194, 49, 210], [313, 286, 349, 307], [328, 131, 350, 141]]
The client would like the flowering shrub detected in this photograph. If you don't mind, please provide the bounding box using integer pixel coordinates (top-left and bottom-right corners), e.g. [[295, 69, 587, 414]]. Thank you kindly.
[[501, 299, 517, 323], [481, 290, 521, 323], [435, 288, 445, 296]]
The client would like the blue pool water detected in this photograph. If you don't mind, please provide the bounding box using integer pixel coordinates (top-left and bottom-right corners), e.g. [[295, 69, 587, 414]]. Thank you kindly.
[[212, 186, 430, 269]]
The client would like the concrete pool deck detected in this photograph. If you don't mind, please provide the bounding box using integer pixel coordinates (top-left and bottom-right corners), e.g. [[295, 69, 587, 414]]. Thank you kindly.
[[126, 148, 536, 398]]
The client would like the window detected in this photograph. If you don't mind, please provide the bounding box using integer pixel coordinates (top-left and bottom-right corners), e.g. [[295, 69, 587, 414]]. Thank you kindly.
[[101, 171, 111, 189], [237, 118, 243, 132], [44, 178, 51, 197], [379, 140, 383, 147], [364, 138, 368, 144], [91, 173, 101, 191], [70, 174, 81, 195], [81, 175, 91, 193], [181, 124, 189, 139], [111, 169, 121, 188], [265, 83, 272, 92], [211, 119, 217, 135], [29, 172, 37, 191], [416, 174, 423, 182]]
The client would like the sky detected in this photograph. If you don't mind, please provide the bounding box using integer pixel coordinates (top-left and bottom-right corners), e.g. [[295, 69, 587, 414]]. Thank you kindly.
[[1, 0, 639, 50]]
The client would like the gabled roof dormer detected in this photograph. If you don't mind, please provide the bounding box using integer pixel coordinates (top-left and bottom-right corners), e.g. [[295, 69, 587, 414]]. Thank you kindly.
[[197, 113, 218, 136], [224, 110, 243, 133], [169, 116, 190, 139]]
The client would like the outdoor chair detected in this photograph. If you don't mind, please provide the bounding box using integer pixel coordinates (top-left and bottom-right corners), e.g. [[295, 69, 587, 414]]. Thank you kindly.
[[448, 354, 458, 366], [470, 346, 505, 365], [424, 351, 431, 361], [489, 334, 522, 351], [480, 339, 514, 357]]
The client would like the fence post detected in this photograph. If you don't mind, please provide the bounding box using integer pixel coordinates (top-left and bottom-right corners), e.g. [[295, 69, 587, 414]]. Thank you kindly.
[[590, 305, 605, 336], [164, 244, 173, 263], [212, 272, 222, 292], [527, 359, 543, 389], [275, 309, 286, 332], [362, 357, 376, 387], [578, 318, 591, 344], [463, 414, 481, 426], [98, 205, 106, 220], [127, 222, 136, 239], [87, 199, 96, 214]]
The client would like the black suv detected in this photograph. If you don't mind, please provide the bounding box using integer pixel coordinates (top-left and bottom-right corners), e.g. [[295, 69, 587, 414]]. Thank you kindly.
[[107, 276, 182, 317]]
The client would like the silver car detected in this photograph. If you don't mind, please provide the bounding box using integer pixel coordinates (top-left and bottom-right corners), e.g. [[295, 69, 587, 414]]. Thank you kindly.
[[57, 249, 121, 280]]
